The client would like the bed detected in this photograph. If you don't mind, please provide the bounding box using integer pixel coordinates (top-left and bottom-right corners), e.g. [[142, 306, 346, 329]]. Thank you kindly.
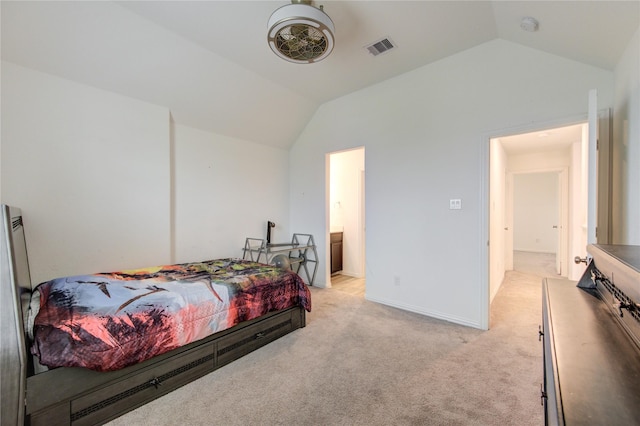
[[1, 205, 311, 426]]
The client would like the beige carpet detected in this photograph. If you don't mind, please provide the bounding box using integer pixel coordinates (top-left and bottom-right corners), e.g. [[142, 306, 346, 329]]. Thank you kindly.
[[513, 250, 560, 279], [107, 267, 546, 426]]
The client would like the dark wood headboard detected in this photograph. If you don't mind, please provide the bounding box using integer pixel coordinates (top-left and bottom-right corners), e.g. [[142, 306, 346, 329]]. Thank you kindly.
[[1, 204, 32, 426]]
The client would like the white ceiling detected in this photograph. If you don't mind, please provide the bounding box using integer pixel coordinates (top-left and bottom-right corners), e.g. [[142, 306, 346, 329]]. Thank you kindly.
[[499, 123, 583, 156], [2, 1, 638, 149]]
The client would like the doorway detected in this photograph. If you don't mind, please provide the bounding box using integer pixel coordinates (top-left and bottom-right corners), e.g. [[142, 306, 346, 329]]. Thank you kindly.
[[484, 94, 612, 329], [511, 171, 564, 277], [328, 147, 365, 295], [489, 122, 584, 303]]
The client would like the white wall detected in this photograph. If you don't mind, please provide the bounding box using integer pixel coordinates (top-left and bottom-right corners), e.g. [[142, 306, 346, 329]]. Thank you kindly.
[[1, 62, 170, 284], [329, 148, 365, 278], [513, 173, 558, 253], [1, 62, 291, 286], [290, 39, 614, 329], [172, 123, 290, 264], [613, 27, 640, 245]]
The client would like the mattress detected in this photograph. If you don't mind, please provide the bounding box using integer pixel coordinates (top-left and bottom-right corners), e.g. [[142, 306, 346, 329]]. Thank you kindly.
[[29, 258, 311, 372]]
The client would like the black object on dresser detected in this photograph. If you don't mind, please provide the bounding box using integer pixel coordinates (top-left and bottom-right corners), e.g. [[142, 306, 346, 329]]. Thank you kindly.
[[541, 244, 640, 425]]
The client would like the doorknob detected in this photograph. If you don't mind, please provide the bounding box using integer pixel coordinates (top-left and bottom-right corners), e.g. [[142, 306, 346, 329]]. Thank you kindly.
[[552, 225, 558, 229], [504, 227, 509, 231], [574, 256, 588, 265]]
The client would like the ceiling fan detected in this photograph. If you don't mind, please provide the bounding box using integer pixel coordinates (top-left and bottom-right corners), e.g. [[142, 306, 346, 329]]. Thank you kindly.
[[267, 0, 335, 64]]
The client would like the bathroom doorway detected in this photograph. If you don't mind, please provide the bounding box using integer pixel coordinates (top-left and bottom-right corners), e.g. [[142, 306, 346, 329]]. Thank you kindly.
[[328, 147, 365, 295]]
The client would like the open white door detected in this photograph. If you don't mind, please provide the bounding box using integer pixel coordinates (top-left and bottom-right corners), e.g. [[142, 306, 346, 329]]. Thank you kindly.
[[572, 89, 612, 278], [554, 173, 564, 275], [559, 169, 569, 276], [583, 90, 613, 253], [586, 89, 598, 246], [587, 89, 613, 247]]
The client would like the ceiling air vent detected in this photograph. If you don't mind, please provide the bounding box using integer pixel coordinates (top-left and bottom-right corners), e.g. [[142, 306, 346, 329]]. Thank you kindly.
[[365, 38, 396, 56]]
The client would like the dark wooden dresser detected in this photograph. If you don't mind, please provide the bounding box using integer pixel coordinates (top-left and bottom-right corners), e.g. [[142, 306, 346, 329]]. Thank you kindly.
[[541, 244, 640, 425]]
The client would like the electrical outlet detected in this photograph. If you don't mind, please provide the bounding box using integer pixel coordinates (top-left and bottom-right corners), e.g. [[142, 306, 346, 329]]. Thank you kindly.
[[449, 199, 462, 210]]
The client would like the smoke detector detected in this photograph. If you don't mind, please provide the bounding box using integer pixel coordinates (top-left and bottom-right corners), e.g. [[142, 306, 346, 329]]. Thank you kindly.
[[267, 1, 335, 64], [520, 16, 539, 32]]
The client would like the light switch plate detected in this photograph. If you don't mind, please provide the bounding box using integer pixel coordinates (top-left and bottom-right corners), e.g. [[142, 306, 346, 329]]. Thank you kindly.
[[449, 199, 462, 210]]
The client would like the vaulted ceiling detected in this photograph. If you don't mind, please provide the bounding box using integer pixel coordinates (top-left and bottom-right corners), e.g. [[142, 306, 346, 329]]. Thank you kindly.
[[2, 1, 638, 149]]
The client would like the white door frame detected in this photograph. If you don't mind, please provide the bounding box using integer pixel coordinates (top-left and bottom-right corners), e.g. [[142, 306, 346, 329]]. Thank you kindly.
[[326, 147, 366, 282], [480, 113, 588, 330]]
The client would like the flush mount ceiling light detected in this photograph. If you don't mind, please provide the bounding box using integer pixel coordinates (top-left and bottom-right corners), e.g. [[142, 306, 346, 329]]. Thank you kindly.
[[268, 0, 335, 64], [520, 16, 539, 32]]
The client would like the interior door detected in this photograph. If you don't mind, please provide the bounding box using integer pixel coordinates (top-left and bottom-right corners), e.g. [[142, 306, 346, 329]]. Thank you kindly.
[[583, 89, 613, 254], [572, 89, 611, 278], [555, 172, 562, 275], [586, 89, 598, 246], [505, 172, 513, 271], [596, 107, 612, 244], [586, 89, 613, 247]]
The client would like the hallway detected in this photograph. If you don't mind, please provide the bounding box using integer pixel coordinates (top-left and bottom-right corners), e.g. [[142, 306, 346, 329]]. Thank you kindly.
[[513, 250, 563, 279]]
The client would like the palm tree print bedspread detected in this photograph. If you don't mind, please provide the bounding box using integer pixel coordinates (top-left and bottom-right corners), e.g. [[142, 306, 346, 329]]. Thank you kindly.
[[30, 259, 311, 371]]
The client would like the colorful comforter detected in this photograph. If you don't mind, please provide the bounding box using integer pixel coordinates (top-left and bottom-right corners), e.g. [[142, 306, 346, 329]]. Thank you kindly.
[[30, 258, 311, 372]]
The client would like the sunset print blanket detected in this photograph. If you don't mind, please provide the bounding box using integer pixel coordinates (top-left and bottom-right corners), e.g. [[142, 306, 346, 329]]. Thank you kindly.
[[30, 259, 311, 371]]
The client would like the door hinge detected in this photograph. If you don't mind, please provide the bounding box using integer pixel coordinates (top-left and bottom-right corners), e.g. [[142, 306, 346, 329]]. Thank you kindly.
[[538, 325, 544, 341]]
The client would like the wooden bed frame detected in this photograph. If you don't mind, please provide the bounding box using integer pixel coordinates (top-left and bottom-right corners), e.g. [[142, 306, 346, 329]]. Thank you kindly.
[[1, 205, 307, 426]]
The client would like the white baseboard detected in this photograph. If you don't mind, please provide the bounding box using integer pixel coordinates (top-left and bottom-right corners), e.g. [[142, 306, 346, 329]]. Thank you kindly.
[[365, 295, 483, 329]]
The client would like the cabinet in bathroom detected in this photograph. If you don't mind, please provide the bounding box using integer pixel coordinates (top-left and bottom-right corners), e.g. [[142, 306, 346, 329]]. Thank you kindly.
[[330, 232, 343, 274]]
